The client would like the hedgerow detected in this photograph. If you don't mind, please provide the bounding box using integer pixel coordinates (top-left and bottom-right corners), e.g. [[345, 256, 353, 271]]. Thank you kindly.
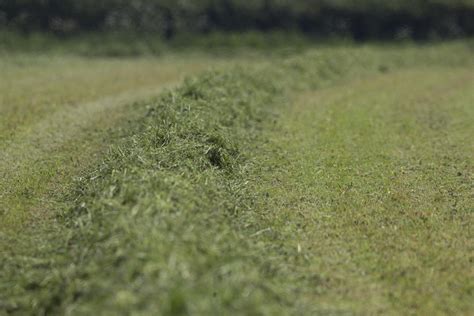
[[1, 0, 474, 39]]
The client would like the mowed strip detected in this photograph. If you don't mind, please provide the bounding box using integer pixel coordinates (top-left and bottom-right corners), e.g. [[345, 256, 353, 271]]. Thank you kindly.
[[0, 55, 228, 231], [249, 67, 474, 314], [0, 55, 226, 140]]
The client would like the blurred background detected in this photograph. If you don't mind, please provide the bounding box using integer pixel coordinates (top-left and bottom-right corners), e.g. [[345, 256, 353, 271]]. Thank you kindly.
[[1, 0, 473, 55]]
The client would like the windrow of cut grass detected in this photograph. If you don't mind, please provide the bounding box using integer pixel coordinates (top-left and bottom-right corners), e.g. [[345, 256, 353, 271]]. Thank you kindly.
[[1, 42, 473, 314], [0, 54, 248, 233]]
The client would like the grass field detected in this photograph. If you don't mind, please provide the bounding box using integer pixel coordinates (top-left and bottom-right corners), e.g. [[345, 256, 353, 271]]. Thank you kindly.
[[0, 53, 255, 231], [1, 42, 473, 315]]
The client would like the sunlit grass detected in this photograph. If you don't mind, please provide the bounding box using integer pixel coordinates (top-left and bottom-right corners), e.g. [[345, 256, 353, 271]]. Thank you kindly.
[[1, 42, 473, 314]]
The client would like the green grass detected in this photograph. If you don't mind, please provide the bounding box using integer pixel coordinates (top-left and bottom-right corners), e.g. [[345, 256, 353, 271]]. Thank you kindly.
[[1, 42, 473, 315], [249, 68, 474, 314], [0, 53, 257, 231], [0, 31, 317, 57]]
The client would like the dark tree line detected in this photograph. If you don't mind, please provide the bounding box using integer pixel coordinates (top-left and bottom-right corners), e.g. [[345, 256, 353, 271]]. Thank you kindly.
[[1, 0, 473, 40]]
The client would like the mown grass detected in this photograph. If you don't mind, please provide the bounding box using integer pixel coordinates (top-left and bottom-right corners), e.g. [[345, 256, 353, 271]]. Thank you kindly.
[[248, 67, 474, 314], [1, 42, 473, 314], [0, 54, 239, 141], [0, 53, 261, 231], [0, 31, 317, 58]]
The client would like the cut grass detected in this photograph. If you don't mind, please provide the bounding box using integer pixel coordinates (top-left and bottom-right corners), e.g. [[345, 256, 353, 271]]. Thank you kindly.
[[1, 42, 473, 314], [0, 31, 316, 58], [248, 67, 474, 314], [0, 53, 262, 231], [0, 54, 240, 142]]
